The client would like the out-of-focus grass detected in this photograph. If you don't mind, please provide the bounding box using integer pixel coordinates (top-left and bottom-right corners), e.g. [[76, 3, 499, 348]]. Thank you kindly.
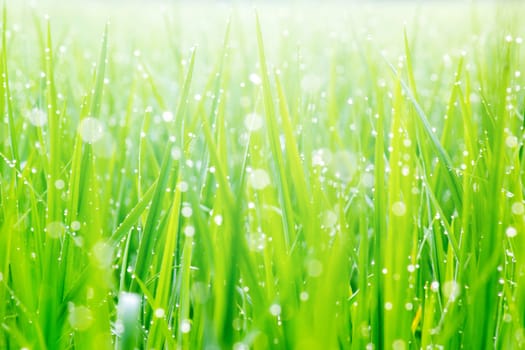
[[1, 1, 524, 349]]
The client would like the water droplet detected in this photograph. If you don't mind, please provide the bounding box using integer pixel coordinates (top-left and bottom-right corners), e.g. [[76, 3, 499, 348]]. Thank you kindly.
[[171, 147, 182, 160], [213, 215, 223, 226], [180, 319, 191, 333], [184, 225, 195, 237], [244, 112, 263, 132], [45, 221, 66, 239], [249, 169, 270, 190], [506, 226, 518, 238], [154, 308, 165, 318], [54, 179, 65, 190], [392, 339, 406, 350], [26, 108, 47, 127], [506, 135, 519, 148], [300, 291, 309, 301], [71, 221, 81, 231], [511, 202, 524, 215], [181, 206, 193, 218], [269, 303, 282, 316], [392, 201, 407, 217], [430, 281, 440, 292], [384, 302, 393, 310], [177, 181, 189, 192], [249, 73, 262, 85], [234, 343, 249, 350], [405, 302, 413, 311], [79, 117, 104, 143], [162, 111, 174, 122]]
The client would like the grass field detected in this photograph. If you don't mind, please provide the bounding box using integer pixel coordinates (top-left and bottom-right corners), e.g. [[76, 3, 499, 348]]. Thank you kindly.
[[1, 1, 524, 349]]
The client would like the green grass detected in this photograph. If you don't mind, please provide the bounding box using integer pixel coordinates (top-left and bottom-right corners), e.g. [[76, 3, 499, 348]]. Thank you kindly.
[[1, 1, 525, 349]]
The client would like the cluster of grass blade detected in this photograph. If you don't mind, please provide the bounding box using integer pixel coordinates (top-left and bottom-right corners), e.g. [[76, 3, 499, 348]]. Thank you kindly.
[[1, 2, 525, 349]]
